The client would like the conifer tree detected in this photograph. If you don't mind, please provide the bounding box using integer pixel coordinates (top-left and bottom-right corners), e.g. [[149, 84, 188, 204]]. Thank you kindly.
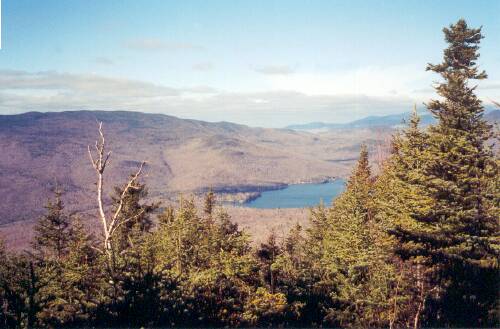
[[373, 108, 435, 328], [153, 198, 259, 327], [203, 189, 216, 219], [273, 222, 330, 325], [322, 145, 397, 327], [256, 231, 281, 294], [58, 218, 103, 326], [31, 189, 75, 327], [304, 202, 329, 262], [111, 182, 157, 249], [0, 249, 39, 329], [391, 19, 499, 326], [32, 188, 71, 261], [106, 182, 159, 327]]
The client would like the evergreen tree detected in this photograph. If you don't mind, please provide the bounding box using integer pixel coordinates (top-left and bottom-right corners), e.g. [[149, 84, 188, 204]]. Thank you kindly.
[[105, 182, 160, 327], [242, 287, 288, 326], [31, 189, 74, 327], [0, 248, 39, 329], [29, 191, 104, 327], [111, 182, 157, 250], [391, 19, 499, 326], [32, 188, 71, 261], [273, 222, 332, 325], [322, 145, 398, 327], [153, 198, 260, 327], [373, 108, 436, 328], [203, 189, 216, 219], [256, 231, 281, 294], [58, 219, 103, 326]]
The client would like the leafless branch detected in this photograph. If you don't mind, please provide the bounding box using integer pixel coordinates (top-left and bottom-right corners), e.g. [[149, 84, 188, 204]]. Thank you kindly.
[[109, 161, 145, 227], [109, 208, 146, 238], [87, 121, 146, 260]]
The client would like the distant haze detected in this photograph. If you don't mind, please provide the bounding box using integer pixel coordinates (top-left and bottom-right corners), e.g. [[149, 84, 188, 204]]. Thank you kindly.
[[0, 1, 499, 126]]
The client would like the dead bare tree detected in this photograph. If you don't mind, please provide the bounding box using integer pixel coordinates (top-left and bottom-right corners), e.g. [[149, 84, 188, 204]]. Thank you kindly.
[[87, 122, 146, 260]]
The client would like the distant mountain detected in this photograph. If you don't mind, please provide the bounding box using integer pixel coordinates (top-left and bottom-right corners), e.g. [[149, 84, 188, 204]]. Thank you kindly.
[[0, 110, 380, 225], [3, 109, 496, 232], [486, 108, 500, 122], [286, 112, 433, 131], [287, 108, 499, 132]]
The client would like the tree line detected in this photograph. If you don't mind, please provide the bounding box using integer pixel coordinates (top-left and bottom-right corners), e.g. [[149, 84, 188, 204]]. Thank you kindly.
[[0, 19, 498, 328]]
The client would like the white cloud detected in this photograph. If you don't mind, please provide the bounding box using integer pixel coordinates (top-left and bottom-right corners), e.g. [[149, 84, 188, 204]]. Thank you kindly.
[[2, 69, 496, 127], [123, 38, 204, 51], [254, 65, 296, 75], [266, 65, 431, 99], [0, 70, 418, 126], [0, 70, 179, 97]]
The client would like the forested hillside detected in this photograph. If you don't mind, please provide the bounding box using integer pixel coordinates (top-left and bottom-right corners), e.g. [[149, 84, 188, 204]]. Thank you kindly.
[[0, 19, 498, 328], [0, 110, 371, 225]]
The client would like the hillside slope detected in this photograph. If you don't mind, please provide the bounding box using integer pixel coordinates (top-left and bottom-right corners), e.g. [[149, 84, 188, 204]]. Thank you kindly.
[[0, 110, 368, 224]]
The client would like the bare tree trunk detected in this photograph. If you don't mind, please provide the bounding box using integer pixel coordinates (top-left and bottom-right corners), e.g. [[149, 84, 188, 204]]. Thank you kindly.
[[413, 264, 425, 329], [88, 122, 145, 263], [389, 273, 400, 329], [27, 261, 37, 328]]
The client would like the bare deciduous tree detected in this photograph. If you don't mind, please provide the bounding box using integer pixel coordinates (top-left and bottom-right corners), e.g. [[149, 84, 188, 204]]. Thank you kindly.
[[87, 122, 146, 259]]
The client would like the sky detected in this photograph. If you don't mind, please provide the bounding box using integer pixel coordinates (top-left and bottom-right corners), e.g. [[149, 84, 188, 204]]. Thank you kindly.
[[0, 0, 499, 127]]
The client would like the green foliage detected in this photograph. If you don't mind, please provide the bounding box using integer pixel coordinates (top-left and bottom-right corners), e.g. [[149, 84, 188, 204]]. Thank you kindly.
[[243, 287, 288, 326], [103, 182, 160, 327], [319, 146, 398, 328], [1, 19, 498, 328], [0, 241, 39, 329], [384, 19, 499, 327], [32, 188, 71, 261], [151, 197, 260, 326], [373, 108, 436, 328], [30, 191, 104, 327]]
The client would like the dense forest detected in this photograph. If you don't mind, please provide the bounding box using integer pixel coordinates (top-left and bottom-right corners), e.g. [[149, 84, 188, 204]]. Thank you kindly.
[[1, 19, 498, 328]]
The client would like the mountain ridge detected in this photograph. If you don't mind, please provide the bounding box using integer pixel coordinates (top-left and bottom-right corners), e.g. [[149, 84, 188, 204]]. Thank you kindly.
[[286, 107, 499, 131], [0, 110, 366, 225]]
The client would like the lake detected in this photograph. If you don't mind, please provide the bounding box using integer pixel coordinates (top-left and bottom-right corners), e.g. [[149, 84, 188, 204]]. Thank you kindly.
[[243, 179, 346, 209]]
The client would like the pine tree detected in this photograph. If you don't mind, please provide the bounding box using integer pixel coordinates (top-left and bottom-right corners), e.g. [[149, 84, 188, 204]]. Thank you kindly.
[[58, 218, 103, 326], [322, 145, 397, 327], [106, 182, 160, 327], [153, 198, 259, 327], [256, 231, 281, 294], [31, 189, 75, 327], [203, 189, 216, 219], [392, 19, 499, 326], [32, 188, 71, 261], [0, 248, 39, 329], [28, 190, 104, 327], [373, 108, 435, 328], [111, 182, 157, 250]]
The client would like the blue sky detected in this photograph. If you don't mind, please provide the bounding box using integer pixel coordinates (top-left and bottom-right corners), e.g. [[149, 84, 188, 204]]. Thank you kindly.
[[0, 0, 499, 127]]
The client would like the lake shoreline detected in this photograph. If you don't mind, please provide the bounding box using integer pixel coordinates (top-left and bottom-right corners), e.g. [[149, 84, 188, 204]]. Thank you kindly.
[[221, 178, 345, 208], [217, 176, 339, 205]]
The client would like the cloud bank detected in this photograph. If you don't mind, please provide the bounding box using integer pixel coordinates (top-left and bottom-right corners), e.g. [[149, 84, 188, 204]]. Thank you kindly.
[[0, 69, 497, 127]]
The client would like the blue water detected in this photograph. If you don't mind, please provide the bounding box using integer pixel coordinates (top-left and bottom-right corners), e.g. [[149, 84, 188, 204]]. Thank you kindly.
[[244, 180, 345, 209]]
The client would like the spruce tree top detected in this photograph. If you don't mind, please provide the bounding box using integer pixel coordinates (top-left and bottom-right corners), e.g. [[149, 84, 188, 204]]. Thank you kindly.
[[426, 19, 493, 144], [427, 19, 486, 80]]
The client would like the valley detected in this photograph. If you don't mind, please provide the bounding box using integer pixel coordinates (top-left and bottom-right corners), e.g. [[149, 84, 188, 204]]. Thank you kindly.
[[1, 109, 497, 249], [0, 110, 387, 224]]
